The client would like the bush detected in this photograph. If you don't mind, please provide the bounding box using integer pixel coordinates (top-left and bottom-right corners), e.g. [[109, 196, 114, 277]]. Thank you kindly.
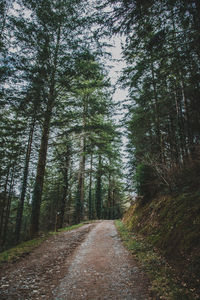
[[135, 163, 158, 204]]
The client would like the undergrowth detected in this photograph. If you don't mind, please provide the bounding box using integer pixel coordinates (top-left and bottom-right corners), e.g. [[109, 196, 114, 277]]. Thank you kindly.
[[0, 237, 47, 266], [115, 220, 198, 300], [123, 193, 200, 296]]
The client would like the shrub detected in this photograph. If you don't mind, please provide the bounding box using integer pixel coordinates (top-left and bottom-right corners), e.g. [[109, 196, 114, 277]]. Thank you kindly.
[[135, 163, 158, 204]]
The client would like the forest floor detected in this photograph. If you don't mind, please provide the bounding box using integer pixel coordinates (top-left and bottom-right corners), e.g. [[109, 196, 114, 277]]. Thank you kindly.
[[0, 220, 150, 300]]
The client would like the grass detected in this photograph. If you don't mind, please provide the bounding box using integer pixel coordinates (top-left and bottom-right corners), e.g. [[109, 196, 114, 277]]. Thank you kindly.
[[52, 222, 85, 234], [0, 237, 47, 266], [115, 219, 198, 300], [0, 222, 87, 267]]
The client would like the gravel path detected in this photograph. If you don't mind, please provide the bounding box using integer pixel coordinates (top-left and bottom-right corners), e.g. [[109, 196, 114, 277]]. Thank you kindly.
[[53, 220, 150, 300], [0, 221, 150, 300], [0, 224, 95, 299]]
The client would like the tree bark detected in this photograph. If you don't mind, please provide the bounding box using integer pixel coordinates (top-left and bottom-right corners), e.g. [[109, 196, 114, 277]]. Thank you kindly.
[[15, 118, 35, 243], [96, 154, 102, 220], [112, 187, 115, 219], [2, 172, 14, 247], [107, 173, 112, 220], [150, 60, 162, 161], [88, 153, 93, 220], [75, 134, 86, 223], [30, 96, 54, 237], [0, 0, 13, 44], [30, 22, 61, 237], [0, 166, 10, 243], [59, 143, 70, 228]]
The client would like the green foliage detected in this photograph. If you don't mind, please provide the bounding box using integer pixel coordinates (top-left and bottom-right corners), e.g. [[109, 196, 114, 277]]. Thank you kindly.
[[0, 237, 47, 266], [135, 163, 157, 204], [0, 0, 126, 250], [105, 0, 200, 198], [56, 223, 85, 233]]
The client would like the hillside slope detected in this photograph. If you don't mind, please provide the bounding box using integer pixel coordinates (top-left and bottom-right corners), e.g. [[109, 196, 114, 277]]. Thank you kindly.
[[123, 192, 200, 296]]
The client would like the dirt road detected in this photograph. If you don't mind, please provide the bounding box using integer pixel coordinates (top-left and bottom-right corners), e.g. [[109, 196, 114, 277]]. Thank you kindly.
[[0, 221, 150, 300]]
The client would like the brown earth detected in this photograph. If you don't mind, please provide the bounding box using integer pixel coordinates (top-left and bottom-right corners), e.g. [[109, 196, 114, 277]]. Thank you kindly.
[[0, 221, 150, 300]]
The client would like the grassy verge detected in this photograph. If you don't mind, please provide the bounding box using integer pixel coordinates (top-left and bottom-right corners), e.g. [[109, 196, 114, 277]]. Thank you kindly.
[[0, 222, 86, 266], [52, 222, 85, 234], [115, 220, 197, 300], [0, 237, 47, 266]]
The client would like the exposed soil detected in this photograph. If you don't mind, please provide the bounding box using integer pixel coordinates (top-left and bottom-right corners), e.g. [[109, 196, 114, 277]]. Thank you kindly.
[[0, 224, 94, 300], [0, 221, 150, 300]]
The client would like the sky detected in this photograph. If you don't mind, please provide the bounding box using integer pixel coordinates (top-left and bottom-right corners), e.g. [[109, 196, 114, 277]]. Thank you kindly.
[[107, 37, 128, 103], [108, 36, 129, 164]]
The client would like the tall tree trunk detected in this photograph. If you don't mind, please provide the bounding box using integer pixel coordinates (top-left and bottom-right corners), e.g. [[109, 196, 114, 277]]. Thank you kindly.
[[88, 153, 93, 220], [180, 79, 191, 155], [15, 118, 35, 244], [192, 0, 200, 59], [169, 113, 179, 167], [54, 182, 61, 232], [75, 135, 86, 223], [107, 173, 112, 220], [150, 60, 162, 161], [75, 98, 87, 223], [0, 166, 10, 242], [112, 187, 115, 219], [66, 158, 73, 224], [59, 143, 70, 229], [171, 10, 189, 161], [30, 23, 61, 237], [174, 89, 186, 162], [0, 0, 13, 44], [96, 154, 102, 220], [1, 171, 15, 248], [30, 97, 53, 237], [67, 191, 72, 224]]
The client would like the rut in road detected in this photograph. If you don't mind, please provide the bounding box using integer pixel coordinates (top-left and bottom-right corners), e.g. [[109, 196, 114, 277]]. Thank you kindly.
[[53, 220, 150, 300]]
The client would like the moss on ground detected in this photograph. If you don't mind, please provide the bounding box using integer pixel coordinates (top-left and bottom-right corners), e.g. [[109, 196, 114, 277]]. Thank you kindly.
[[115, 220, 198, 300]]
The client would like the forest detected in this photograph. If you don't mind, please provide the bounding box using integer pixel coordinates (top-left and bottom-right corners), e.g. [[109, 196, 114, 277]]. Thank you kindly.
[[0, 0, 126, 250], [0, 0, 200, 258]]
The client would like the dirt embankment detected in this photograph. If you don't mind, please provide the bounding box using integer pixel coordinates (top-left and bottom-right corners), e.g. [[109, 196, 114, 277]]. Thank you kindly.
[[123, 193, 200, 295]]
